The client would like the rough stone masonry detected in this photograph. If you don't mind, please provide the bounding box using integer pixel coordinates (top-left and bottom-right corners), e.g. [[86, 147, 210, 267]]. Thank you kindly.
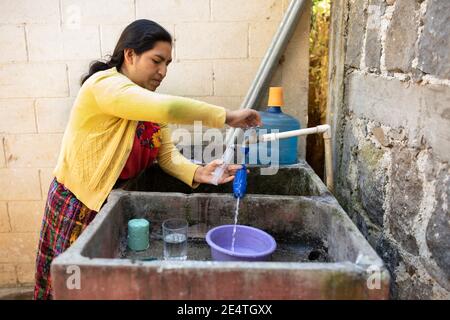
[[329, 0, 449, 299]]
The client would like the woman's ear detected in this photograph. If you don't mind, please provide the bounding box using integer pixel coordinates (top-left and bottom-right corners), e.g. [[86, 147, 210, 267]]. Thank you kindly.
[[123, 48, 135, 66]]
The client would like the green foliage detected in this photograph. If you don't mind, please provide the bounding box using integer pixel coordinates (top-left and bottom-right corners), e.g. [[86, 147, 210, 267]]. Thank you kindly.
[[309, 0, 330, 123], [306, 0, 330, 178]]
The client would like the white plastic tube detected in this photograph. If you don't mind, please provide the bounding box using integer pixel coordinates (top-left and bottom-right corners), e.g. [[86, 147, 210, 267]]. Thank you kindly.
[[210, 145, 235, 186], [259, 125, 330, 142], [245, 124, 334, 192]]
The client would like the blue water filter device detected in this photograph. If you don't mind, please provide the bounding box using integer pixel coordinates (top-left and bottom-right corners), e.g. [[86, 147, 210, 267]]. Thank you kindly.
[[257, 87, 301, 165], [233, 164, 247, 199], [233, 146, 249, 199]]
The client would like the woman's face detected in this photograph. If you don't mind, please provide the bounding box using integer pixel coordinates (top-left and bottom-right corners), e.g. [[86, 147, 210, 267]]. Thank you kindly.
[[123, 41, 172, 91]]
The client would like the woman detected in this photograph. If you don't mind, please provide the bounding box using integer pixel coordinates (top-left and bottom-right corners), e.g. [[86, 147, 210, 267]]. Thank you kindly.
[[34, 19, 261, 300]]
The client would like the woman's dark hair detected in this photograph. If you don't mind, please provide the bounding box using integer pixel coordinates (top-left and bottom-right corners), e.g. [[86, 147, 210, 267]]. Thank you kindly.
[[81, 19, 172, 85]]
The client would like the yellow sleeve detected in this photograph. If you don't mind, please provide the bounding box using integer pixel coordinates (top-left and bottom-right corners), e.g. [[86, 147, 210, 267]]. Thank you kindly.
[[89, 69, 226, 128], [157, 124, 201, 189]]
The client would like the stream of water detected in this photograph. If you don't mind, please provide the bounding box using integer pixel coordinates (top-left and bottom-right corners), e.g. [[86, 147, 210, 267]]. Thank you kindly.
[[231, 197, 240, 252]]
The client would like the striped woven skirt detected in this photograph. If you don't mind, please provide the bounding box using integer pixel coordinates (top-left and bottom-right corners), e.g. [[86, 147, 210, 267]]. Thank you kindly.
[[33, 178, 97, 300]]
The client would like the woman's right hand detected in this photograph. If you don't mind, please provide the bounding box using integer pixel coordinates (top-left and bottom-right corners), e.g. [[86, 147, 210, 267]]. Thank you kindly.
[[225, 109, 262, 129], [193, 159, 245, 185]]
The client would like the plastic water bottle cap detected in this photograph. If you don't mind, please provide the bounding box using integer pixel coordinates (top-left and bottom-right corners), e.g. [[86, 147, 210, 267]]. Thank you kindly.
[[268, 87, 284, 107]]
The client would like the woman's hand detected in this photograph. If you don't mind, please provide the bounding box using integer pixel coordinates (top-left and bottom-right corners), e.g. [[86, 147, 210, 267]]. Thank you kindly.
[[225, 109, 262, 129], [193, 159, 247, 185]]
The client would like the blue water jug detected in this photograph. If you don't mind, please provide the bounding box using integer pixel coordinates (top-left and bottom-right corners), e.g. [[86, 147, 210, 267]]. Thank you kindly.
[[252, 87, 301, 165]]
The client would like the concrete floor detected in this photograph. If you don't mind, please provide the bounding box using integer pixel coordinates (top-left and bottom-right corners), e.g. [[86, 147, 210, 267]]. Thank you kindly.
[[0, 287, 34, 300]]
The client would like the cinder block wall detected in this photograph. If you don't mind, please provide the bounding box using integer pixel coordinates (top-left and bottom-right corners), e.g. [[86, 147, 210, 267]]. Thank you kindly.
[[329, 0, 449, 299], [0, 0, 310, 287]]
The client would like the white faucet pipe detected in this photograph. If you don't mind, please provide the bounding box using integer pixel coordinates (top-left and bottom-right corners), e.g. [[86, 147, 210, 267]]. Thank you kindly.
[[259, 124, 331, 142], [253, 124, 334, 193]]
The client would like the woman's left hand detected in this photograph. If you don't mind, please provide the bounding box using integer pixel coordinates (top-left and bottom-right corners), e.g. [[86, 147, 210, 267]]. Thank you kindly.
[[193, 159, 247, 184]]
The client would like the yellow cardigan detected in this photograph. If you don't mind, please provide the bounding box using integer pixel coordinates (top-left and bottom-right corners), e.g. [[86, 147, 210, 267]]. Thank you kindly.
[[53, 67, 226, 211]]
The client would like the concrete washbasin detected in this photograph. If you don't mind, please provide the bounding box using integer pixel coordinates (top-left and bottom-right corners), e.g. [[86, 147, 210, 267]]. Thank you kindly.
[[51, 161, 390, 299]]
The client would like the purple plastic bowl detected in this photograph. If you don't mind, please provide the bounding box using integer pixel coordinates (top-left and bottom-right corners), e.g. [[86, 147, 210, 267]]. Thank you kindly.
[[205, 225, 277, 262]]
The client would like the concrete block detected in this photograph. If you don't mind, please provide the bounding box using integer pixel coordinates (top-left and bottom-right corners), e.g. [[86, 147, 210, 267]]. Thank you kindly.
[[39, 168, 55, 199], [4, 134, 63, 168], [0, 0, 60, 24], [345, 0, 368, 68], [176, 23, 247, 60], [417, 0, 450, 78], [249, 22, 280, 58], [9, 201, 45, 233], [420, 85, 450, 163], [0, 232, 40, 263], [0, 202, 10, 232], [189, 96, 244, 110], [357, 142, 387, 228], [348, 73, 420, 126], [66, 60, 91, 97], [393, 254, 448, 299], [62, 26, 101, 60], [426, 164, 450, 279], [0, 264, 17, 286], [160, 23, 175, 40], [16, 263, 36, 285], [384, 0, 419, 72], [0, 169, 41, 201], [157, 61, 213, 96], [27, 24, 63, 61], [364, 30, 382, 70], [347, 72, 450, 162], [0, 25, 27, 63], [0, 99, 37, 134], [371, 126, 389, 147], [364, 0, 385, 70], [136, 0, 210, 22], [35, 98, 74, 133], [213, 59, 261, 96], [100, 24, 129, 58], [0, 136, 4, 168], [282, 0, 291, 12], [282, 32, 309, 111], [281, 40, 309, 159], [100, 20, 175, 60], [61, 0, 135, 26], [285, 0, 311, 48], [0, 63, 68, 98], [211, 0, 282, 21], [100, 23, 174, 57]]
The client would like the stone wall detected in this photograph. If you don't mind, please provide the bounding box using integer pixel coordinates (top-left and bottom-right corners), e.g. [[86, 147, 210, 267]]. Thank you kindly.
[[328, 0, 449, 299], [0, 0, 310, 288]]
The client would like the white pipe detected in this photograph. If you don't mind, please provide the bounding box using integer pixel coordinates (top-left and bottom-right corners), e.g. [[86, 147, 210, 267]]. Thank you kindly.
[[324, 133, 333, 193], [259, 124, 330, 142], [248, 124, 334, 192]]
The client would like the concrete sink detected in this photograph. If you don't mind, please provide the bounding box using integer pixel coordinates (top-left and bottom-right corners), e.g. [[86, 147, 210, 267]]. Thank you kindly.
[[52, 161, 390, 299]]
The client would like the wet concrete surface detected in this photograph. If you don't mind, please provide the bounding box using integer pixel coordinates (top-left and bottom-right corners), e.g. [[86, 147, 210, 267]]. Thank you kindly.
[[0, 287, 33, 300], [121, 232, 330, 263]]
